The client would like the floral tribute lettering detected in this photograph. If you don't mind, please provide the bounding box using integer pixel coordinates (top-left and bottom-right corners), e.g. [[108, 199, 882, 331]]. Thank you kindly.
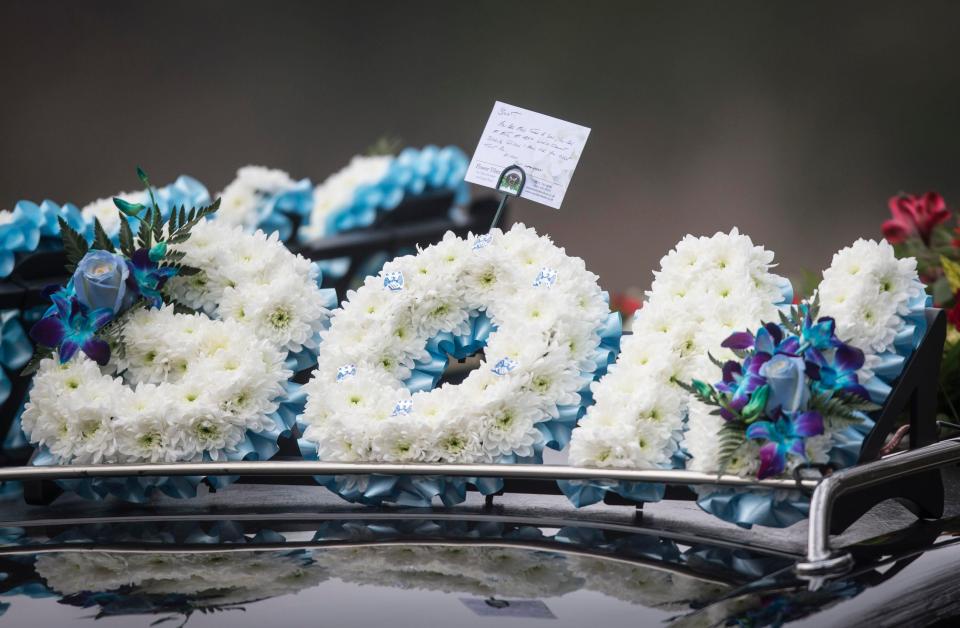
[[298, 224, 620, 506], [20, 168, 334, 500]]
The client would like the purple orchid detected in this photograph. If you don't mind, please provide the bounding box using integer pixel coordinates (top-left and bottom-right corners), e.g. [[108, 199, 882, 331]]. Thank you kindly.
[[807, 342, 871, 400], [716, 352, 771, 418], [799, 308, 840, 352], [29, 291, 113, 364], [746, 411, 824, 479], [126, 248, 178, 308]]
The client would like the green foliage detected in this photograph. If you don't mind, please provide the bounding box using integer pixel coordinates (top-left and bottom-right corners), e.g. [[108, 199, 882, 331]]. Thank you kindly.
[[716, 420, 747, 474], [58, 216, 89, 273], [91, 218, 116, 253], [118, 214, 136, 258], [941, 255, 960, 293], [807, 392, 877, 429], [165, 199, 221, 245]]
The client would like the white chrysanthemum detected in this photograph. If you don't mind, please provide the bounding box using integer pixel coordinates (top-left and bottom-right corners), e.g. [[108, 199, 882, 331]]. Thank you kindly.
[[22, 306, 291, 465], [166, 220, 330, 353], [215, 165, 302, 229], [569, 229, 789, 473], [818, 238, 923, 354], [23, 213, 331, 467], [300, 155, 392, 242], [300, 224, 611, 465]]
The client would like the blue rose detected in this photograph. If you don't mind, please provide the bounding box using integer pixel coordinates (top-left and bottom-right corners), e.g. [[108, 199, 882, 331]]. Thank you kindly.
[[72, 250, 135, 315], [759, 354, 809, 414]]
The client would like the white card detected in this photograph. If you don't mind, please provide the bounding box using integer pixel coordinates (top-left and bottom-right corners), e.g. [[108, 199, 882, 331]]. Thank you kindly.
[[464, 101, 590, 209]]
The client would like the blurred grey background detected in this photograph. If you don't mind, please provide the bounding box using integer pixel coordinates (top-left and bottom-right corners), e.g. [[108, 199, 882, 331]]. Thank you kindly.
[[1, 0, 958, 293]]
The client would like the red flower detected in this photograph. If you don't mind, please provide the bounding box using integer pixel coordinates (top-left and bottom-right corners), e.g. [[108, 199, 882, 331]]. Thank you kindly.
[[611, 293, 643, 318], [882, 192, 950, 246], [948, 295, 960, 332]]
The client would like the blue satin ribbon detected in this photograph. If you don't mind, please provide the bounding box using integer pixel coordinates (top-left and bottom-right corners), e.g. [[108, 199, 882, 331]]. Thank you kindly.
[[247, 177, 313, 242], [0, 310, 31, 410], [695, 289, 931, 528], [1, 307, 46, 454], [297, 146, 470, 281], [308, 302, 622, 507], [0, 177, 209, 278]]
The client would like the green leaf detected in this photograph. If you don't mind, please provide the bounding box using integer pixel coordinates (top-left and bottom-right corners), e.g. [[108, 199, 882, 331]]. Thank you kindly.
[[172, 302, 198, 316], [136, 212, 153, 250], [119, 214, 135, 258], [167, 204, 181, 233], [151, 206, 163, 243], [692, 379, 714, 400], [741, 385, 769, 421], [58, 216, 89, 271], [113, 197, 146, 217], [164, 198, 221, 245], [941, 255, 960, 294], [716, 420, 747, 474], [91, 218, 116, 253], [707, 351, 726, 371], [174, 264, 201, 276], [807, 392, 873, 429]]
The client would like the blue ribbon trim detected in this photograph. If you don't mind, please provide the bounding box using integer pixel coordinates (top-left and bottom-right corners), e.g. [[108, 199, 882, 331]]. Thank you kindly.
[[28, 377, 308, 502], [0, 177, 209, 278], [297, 146, 469, 280]]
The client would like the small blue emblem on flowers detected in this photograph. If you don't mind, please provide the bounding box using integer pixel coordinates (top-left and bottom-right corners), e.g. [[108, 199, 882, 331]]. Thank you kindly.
[[391, 399, 413, 416], [383, 271, 404, 291], [336, 364, 357, 382], [472, 234, 493, 250], [533, 267, 558, 288], [491, 357, 518, 376]]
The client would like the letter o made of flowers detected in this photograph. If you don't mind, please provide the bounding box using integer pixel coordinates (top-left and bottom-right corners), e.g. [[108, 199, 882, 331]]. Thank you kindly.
[[299, 225, 619, 505], [22, 221, 334, 500]]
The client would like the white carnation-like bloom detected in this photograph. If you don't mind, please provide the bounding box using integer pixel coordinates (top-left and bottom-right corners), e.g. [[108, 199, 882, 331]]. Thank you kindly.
[[22, 221, 332, 466], [216, 165, 303, 230], [166, 220, 330, 354], [299, 155, 392, 242], [22, 307, 290, 464], [299, 224, 611, 464], [818, 238, 923, 355], [568, 229, 789, 473]]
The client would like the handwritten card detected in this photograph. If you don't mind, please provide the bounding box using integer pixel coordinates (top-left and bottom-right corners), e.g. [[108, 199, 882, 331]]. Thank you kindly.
[[464, 101, 590, 209]]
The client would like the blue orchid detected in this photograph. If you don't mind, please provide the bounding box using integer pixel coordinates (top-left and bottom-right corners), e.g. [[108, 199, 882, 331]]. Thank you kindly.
[[716, 351, 771, 418], [746, 411, 824, 479], [126, 248, 178, 308], [807, 342, 870, 400], [799, 307, 840, 352], [29, 291, 114, 364]]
